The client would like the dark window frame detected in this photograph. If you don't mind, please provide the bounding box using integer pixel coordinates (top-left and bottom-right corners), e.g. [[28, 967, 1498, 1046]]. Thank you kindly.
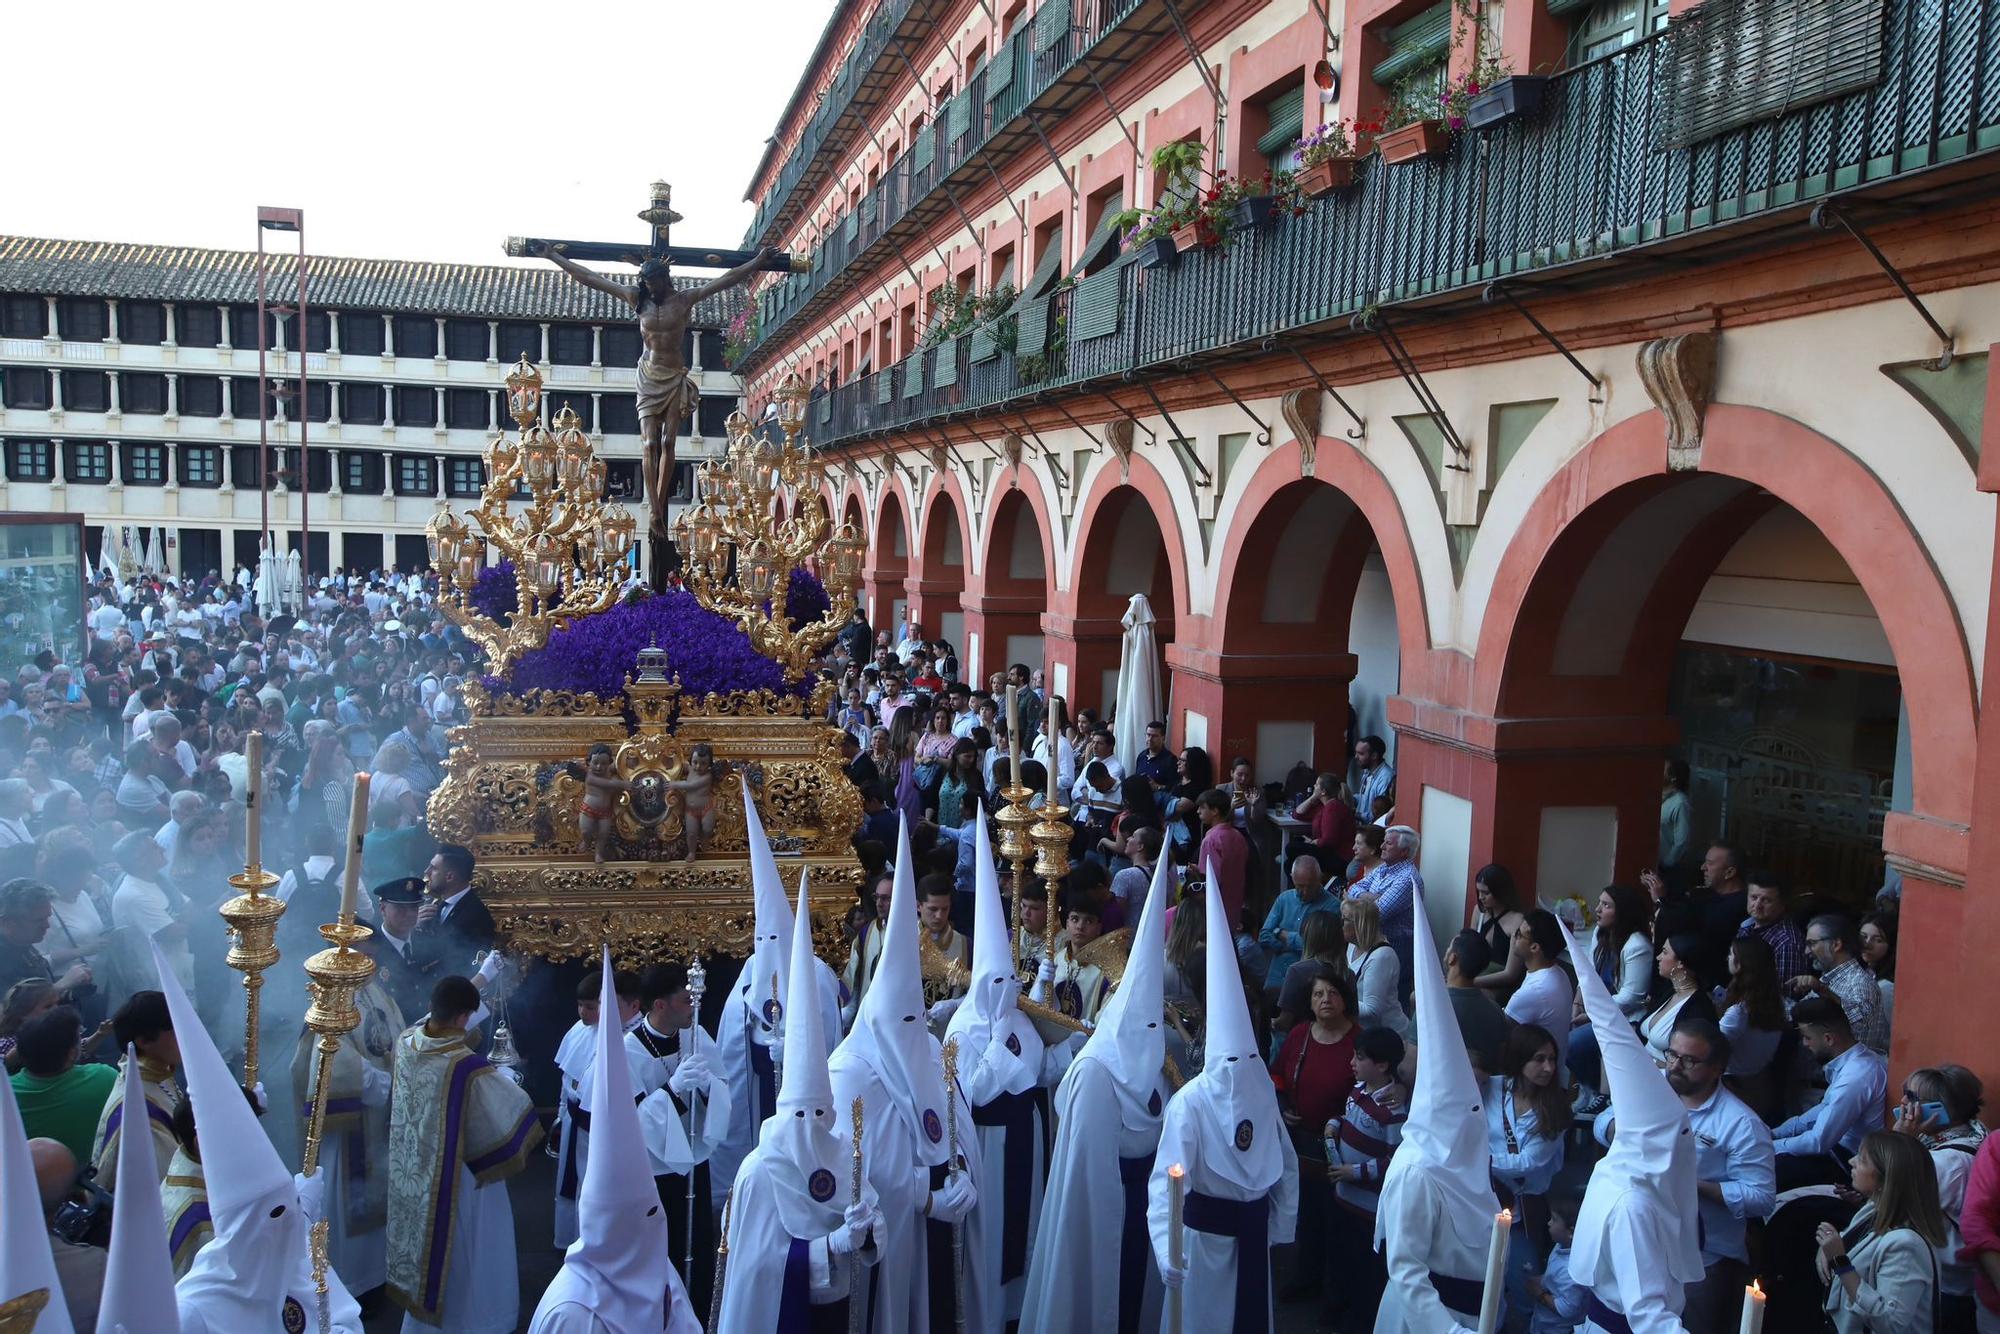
[[179, 444, 223, 488], [6, 439, 54, 482], [393, 454, 436, 496], [66, 441, 111, 483], [122, 442, 167, 486]]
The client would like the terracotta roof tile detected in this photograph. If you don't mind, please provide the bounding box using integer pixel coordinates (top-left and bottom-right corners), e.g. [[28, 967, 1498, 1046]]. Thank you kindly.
[[0, 235, 746, 328]]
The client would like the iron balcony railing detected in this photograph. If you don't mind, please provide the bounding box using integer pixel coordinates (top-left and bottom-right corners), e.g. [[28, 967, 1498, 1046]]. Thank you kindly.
[[804, 0, 1998, 447], [748, 0, 1148, 364]]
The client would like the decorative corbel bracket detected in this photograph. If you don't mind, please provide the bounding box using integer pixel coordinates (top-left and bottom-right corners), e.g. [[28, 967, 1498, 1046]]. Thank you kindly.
[[1636, 332, 1719, 472], [1280, 387, 1322, 478]]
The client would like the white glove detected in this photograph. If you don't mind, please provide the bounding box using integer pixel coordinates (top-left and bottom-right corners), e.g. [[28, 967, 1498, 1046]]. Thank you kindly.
[[829, 1201, 881, 1256], [927, 1170, 975, 1224], [361, 1062, 392, 1108], [293, 1171, 326, 1224], [250, 1080, 268, 1114], [927, 996, 963, 1026], [667, 1055, 710, 1098], [475, 950, 506, 986], [1159, 1258, 1187, 1289]]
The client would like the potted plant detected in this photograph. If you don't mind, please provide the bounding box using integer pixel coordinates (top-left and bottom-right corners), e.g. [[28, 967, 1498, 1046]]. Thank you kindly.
[[1292, 118, 1375, 197], [1377, 72, 1451, 165], [1465, 54, 1547, 131], [1106, 204, 1180, 269]]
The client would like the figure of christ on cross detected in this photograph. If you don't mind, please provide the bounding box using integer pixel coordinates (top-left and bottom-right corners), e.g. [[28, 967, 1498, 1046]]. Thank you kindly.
[[534, 240, 773, 588]]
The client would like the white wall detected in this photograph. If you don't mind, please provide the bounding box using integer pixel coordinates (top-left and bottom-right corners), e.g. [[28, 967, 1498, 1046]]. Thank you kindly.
[[1536, 806, 1620, 909], [1419, 788, 1474, 949], [1682, 507, 1892, 666], [1255, 721, 1317, 785], [1348, 556, 1402, 762]]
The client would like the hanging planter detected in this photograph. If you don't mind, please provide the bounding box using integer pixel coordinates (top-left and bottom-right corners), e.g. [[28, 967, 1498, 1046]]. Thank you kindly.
[[1170, 221, 1218, 252], [1135, 235, 1178, 270], [1467, 75, 1549, 131], [1378, 119, 1449, 165], [1297, 156, 1356, 198], [1228, 194, 1278, 230]]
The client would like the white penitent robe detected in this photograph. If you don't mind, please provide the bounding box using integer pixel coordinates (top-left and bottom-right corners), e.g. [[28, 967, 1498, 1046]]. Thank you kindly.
[[1146, 1080, 1299, 1334], [552, 1020, 596, 1250], [1018, 1058, 1167, 1334], [951, 1022, 1054, 1328], [1579, 1187, 1691, 1334], [827, 1044, 989, 1334], [1372, 1171, 1491, 1334], [715, 1143, 869, 1332], [710, 957, 844, 1194]]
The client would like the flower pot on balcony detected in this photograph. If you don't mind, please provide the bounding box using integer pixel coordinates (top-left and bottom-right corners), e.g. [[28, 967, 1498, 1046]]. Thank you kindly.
[[1135, 235, 1178, 270], [1171, 221, 1220, 253], [1467, 75, 1550, 131], [1298, 157, 1356, 198], [1229, 194, 1278, 230], [1378, 119, 1449, 165]]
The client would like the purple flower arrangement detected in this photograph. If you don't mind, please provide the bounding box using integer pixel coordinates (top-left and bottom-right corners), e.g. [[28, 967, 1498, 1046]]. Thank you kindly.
[[484, 568, 829, 704], [468, 561, 517, 627]]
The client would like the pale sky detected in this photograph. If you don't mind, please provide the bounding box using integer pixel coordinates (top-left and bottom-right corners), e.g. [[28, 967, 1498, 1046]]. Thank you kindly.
[[8, 0, 832, 270]]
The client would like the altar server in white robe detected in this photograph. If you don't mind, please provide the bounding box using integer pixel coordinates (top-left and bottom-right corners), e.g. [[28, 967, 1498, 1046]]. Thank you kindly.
[[97, 1045, 181, 1334], [1020, 852, 1174, 1334], [716, 867, 885, 1331], [551, 975, 599, 1250], [527, 948, 702, 1334], [1, 1059, 74, 1332], [1148, 869, 1297, 1334], [713, 786, 845, 1198], [944, 809, 1054, 1328], [828, 815, 987, 1334], [1558, 917, 1703, 1334], [1373, 887, 1501, 1334], [154, 944, 364, 1334]]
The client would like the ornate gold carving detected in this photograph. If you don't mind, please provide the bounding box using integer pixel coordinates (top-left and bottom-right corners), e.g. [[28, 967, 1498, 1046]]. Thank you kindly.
[[1636, 332, 1718, 471], [1281, 386, 1323, 477]]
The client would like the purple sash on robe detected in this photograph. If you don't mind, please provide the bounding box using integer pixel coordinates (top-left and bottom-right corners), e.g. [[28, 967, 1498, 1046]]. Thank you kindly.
[[100, 1093, 173, 1142], [970, 1087, 1042, 1281], [750, 1040, 777, 1121], [418, 1053, 489, 1316], [1585, 1290, 1635, 1334], [1184, 1189, 1269, 1334]]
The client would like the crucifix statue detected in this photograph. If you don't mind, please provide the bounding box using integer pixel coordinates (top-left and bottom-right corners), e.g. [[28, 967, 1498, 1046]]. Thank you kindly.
[[508, 182, 799, 589]]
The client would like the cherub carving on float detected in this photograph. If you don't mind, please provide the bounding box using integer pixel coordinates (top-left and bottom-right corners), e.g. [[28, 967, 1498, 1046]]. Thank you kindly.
[[574, 744, 632, 863], [663, 743, 719, 863]]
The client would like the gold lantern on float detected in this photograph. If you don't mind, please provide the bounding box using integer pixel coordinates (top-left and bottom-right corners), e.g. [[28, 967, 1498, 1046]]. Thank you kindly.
[[427, 356, 634, 673], [672, 370, 862, 682]]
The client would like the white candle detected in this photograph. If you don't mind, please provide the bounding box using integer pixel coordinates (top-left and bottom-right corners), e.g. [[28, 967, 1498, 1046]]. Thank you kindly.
[[1739, 1280, 1765, 1334], [1167, 1163, 1185, 1332], [1477, 1208, 1511, 1334], [1045, 705, 1059, 807], [244, 729, 263, 870], [1005, 684, 1022, 790], [340, 773, 370, 924]]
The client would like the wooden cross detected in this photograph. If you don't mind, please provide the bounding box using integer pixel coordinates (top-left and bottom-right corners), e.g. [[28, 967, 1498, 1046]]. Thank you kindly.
[[505, 180, 799, 274]]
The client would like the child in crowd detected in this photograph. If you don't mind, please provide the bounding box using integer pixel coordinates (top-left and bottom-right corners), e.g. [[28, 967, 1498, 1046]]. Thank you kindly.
[[1324, 1026, 1409, 1331], [1525, 1192, 1586, 1332]]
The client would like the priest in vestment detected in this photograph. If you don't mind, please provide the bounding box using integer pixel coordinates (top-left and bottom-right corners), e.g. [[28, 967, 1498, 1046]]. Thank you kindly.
[[839, 873, 892, 1028], [713, 786, 846, 1197], [944, 810, 1056, 1328], [386, 975, 543, 1333], [1020, 854, 1174, 1334], [1558, 917, 1702, 1333], [98, 1044, 182, 1334], [527, 946, 701, 1334], [152, 943, 364, 1334], [90, 989, 181, 1192], [293, 964, 403, 1296], [716, 868, 885, 1330], [630, 962, 731, 1316], [1372, 887, 1501, 1334], [828, 816, 987, 1334], [161, 1100, 214, 1278], [1147, 869, 1297, 1333]]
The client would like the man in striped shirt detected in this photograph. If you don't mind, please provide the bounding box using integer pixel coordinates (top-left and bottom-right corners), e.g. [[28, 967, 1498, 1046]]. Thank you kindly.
[[1325, 1027, 1408, 1329]]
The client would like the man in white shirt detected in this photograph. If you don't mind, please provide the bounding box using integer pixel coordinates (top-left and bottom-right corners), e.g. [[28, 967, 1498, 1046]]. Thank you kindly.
[[1771, 995, 1888, 1189], [1503, 909, 1575, 1080], [154, 791, 207, 862], [111, 830, 192, 991]]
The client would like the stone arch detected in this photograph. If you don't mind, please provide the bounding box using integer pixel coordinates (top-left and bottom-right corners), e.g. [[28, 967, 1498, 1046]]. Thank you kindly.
[[967, 481, 1056, 688], [865, 478, 914, 633], [1062, 453, 1191, 725], [912, 473, 972, 656]]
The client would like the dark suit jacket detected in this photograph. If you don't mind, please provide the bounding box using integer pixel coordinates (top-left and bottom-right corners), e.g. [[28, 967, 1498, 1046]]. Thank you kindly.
[[360, 930, 436, 1022], [412, 892, 496, 979]]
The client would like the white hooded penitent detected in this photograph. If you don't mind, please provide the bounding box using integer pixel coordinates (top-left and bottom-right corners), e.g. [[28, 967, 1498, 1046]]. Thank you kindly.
[[96, 1045, 180, 1334], [944, 807, 1044, 1088], [0, 1062, 73, 1333]]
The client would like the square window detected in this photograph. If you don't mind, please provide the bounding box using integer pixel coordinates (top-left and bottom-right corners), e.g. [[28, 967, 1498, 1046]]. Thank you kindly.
[[67, 441, 111, 483], [394, 386, 435, 427], [445, 457, 486, 496], [393, 316, 438, 359], [342, 382, 384, 422], [394, 455, 435, 495], [498, 321, 542, 362], [180, 376, 223, 417], [2, 368, 51, 410], [64, 371, 109, 412], [180, 445, 221, 487], [122, 373, 168, 415], [58, 299, 108, 342], [6, 439, 53, 482], [339, 312, 385, 356], [0, 297, 46, 338], [444, 319, 488, 361], [342, 451, 380, 493], [178, 306, 222, 348], [549, 325, 592, 366], [445, 388, 489, 430], [123, 443, 166, 485], [121, 302, 167, 346]]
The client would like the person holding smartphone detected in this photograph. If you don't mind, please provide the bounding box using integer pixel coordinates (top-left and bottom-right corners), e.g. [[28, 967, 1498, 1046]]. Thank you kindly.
[[1891, 1064, 1989, 1328]]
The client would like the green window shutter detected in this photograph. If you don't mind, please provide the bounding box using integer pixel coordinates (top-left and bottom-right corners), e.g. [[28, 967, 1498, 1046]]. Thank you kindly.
[[946, 93, 971, 141], [1022, 228, 1066, 299], [1070, 266, 1122, 342], [816, 394, 831, 424], [1545, 0, 1594, 13], [1034, 0, 1069, 53], [860, 195, 877, 225], [969, 325, 999, 362], [843, 212, 858, 243], [1371, 2, 1453, 85], [934, 337, 960, 386], [1015, 297, 1051, 357], [902, 352, 926, 398], [913, 125, 935, 172], [1254, 86, 1307, 162], [876, 371, 894, 405], [1073, 189, 1125, 275], [986, 44, 1015, 98]]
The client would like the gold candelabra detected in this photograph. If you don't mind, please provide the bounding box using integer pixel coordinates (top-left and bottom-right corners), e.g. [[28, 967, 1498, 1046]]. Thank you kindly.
[[993, 781, 1039, 973], [674, 371, 865, 682], [1030, 799, 1072, 970], [219, 729, 283, 1088], [427, 355, 638, 674]]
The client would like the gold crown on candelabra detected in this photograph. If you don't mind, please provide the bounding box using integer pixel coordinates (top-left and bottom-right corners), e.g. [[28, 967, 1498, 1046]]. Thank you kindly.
[[426, 355, 638, 673], [673, 370, 866, 681]]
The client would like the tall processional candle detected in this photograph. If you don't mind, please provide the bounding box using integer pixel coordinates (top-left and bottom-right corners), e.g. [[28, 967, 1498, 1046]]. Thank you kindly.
[[1476, 1208, 1512, 1334], [1166, 1162, 1186, 1334], [1045, 704, 1059, 807], [341, 773, 371, 923], [1005, 684, 1022, 789], [1740, 1280, 1765, 1334], [245, 729, 263, 868]]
